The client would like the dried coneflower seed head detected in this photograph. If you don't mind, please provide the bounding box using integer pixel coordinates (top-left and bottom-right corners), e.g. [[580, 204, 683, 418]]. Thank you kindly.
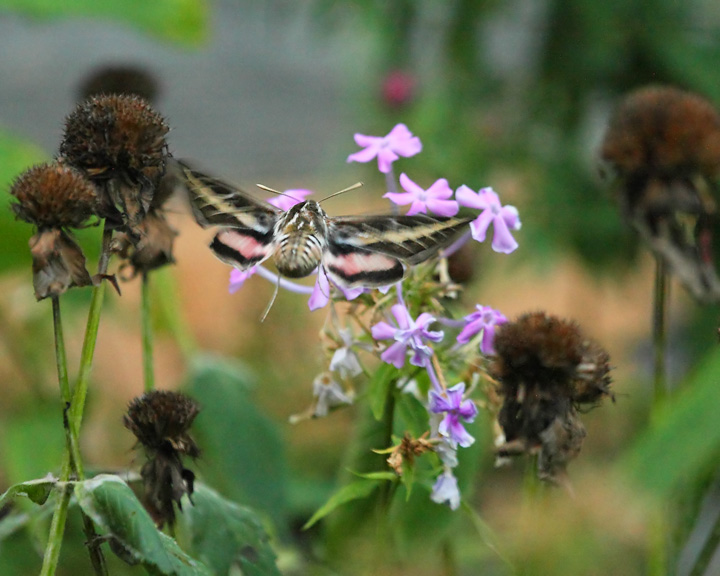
[[61, 94, 168, 181], [10, 162, 97, 229], [124, 390, 200, 527], [124, 390, 200, 458], [492, 312, 584, 393], [60, 94, 169, 226], [600, 86, 720, 304], [492, 312, 613, 483], [601, 86, 720, 186]]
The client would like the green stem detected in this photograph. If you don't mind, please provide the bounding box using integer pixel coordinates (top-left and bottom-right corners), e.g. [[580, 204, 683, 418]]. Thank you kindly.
[[141, 272, 155, 392], [649, 256, 670, 575], [68, 224, 112, 436], [652, 256, 668, 406], [39, 458, 72, 576]]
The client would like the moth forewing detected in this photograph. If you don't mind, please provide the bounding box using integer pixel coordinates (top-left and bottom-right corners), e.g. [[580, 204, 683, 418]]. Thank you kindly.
[[179, 161, 280, 232], [328, 214, 474, 264]]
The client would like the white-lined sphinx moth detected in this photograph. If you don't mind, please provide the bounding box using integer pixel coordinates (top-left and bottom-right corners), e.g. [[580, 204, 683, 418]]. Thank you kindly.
[[179, 161, 473, 287]]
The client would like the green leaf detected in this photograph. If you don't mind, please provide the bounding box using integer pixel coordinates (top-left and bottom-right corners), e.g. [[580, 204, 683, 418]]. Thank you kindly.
[[620, 348, 720, 498], [1, 0, 208, 45], [303, 478, 381, 530], [185, 355, 288, 530], [349, 470, 397, 482], [75, 474, 212, 575], [184, 483, 280, 576], [0, 475, 56, 508], [368, 363, 398, 421]]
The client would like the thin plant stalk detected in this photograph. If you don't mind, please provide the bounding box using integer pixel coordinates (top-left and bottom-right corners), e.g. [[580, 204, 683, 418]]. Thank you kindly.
[[652, 256, 669, 406], [649, 255, 670, 576], [68, 224, 113, 435], [42, 297, 107, 576], [141, 272, 155, 392]]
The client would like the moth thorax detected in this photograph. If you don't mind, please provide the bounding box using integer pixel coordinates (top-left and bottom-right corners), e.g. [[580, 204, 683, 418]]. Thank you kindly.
[[273, 201, 328, 278]]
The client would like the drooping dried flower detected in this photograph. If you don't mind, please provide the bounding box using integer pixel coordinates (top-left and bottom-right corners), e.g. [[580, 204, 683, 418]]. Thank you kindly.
[[600, 85, 720, 303], [124, 390, 200, 527], [60, 94, 169, 229], [29, 229, 93, 300], [10, 163, 97, 300], [491, 312, 612, 482]]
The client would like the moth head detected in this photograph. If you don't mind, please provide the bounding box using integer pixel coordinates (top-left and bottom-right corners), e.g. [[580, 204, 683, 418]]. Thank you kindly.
[[278, 200, 329, 237]]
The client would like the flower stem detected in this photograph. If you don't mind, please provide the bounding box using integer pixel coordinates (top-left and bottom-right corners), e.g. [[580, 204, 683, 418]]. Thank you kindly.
[[652, 256, 669, 405], [43, 297, 107, 576], [141, 272, 155, 392], [68, 223, 112, 435], [649, 255, 670, 575]]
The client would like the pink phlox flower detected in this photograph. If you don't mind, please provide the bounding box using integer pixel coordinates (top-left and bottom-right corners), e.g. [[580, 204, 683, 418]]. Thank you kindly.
[[371, 303, 444, 369], [431, 469, 461, 510], [347, 123, 422, 174], [457, 305, 507, 355], [429, 382, 478, 448], [308, 266, 365, 311], [267, 189, 313, 211], [229, 266, 258, 293], [384, 173, 459, 217], [456, 185, 521, 254]]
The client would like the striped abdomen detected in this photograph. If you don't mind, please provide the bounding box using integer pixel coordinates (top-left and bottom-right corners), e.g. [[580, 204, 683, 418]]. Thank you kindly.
[[273, 201, 328, 278]]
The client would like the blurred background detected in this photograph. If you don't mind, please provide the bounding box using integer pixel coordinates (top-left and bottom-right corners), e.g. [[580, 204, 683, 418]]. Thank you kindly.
[[2, 0, 720, 574]]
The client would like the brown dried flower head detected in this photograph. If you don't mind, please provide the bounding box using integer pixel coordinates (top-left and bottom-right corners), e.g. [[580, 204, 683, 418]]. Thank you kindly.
[[29, 228, 93, 300], [124, 390, 200, 527], [124, 390, 200, 457], [601, 86, 720, 187], [600, 86, 720, 304], [10, 162, 97, 229], [60, 94, 169, 226], [491, 312, 612, 483]]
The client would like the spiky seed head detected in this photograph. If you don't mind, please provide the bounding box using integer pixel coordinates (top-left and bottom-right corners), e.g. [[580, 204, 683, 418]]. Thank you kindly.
[[10, 162, 97, 229], [60, 93, 169, 185]]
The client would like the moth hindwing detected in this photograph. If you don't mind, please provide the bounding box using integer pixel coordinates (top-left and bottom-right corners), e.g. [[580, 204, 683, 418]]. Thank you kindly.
[[180, 161, 473, 287]]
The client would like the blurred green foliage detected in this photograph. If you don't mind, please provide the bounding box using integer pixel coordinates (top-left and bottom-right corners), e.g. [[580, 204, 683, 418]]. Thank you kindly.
[[0, 0, 208, 45]]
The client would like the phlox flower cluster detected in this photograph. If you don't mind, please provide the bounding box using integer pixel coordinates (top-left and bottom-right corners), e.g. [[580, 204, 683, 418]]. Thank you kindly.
[[227, 123, 520, 511]]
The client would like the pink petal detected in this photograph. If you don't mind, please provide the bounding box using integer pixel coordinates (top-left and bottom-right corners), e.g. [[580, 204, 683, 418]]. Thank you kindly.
[[383, 191, 416, 206], [455, 185, 485, 209], [353, 133, 382, 148], [405, 200, 428, 216], [381, 341, 408, 369], [390, 304, 413, 330], [469, 211, 494, 243], [426, 198, 459, 217], [308, 268, 331, 310], [399, 172, 424, 196], [377, 149, 400, 173], [371, 321, 397, 341], [425, 178, 453, 200], [490, 215, 519, 254], [347, 147, 380, 164]]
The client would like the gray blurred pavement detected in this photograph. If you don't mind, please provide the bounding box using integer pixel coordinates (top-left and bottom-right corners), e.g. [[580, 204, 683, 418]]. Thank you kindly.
[[0, 1, 367, 183]]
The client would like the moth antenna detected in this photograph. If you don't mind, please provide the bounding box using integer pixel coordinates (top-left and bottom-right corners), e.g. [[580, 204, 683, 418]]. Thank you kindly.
[[260, 273, 281, 323], [319, 182, 363, 203], [256, 183, 303, 202]]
